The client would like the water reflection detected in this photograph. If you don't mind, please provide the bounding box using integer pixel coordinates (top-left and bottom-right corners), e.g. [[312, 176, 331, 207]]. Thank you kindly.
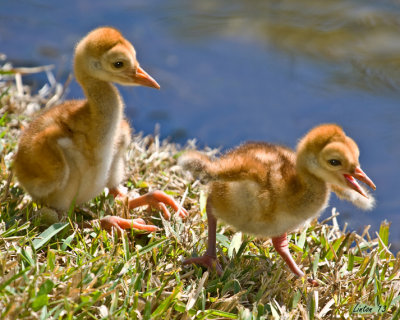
[[161, 0, 400, 93]]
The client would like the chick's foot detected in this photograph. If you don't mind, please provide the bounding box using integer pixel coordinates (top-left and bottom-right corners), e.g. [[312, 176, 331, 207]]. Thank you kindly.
[[183, 254, 223, 276], [100, 215, 160, 234]]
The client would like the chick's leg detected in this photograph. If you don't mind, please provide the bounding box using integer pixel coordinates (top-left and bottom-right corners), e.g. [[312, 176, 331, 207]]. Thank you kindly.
[[183, 202, 223, 275], [102, 120, 188, 232], [101, 120, 162, 232], [272, 233, 318, 286]]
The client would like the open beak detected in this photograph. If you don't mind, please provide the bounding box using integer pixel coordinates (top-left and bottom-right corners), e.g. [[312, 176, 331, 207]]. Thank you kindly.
[[133, 66, 160, 89], [343, 167, 376, 198]]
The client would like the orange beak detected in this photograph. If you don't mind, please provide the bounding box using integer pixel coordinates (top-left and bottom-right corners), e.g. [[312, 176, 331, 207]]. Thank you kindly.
[[343, 167, 376, 198], [133, 66, 160, 89]]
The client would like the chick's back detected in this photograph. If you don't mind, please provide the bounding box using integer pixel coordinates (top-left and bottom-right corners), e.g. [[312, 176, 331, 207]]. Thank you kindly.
[[181, 143, 307, 236]]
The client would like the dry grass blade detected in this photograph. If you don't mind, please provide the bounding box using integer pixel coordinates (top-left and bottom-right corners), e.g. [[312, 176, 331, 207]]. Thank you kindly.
[[9, 65, 55, 75]]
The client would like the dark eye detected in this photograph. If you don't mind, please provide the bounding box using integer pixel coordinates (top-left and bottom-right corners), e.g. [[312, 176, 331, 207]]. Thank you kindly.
[[113, 61, 124, 68], [328, 159, 342, 166]]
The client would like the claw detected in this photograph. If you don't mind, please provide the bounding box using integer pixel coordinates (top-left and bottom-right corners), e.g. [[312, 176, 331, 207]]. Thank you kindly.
[[157, 202, 171, 220], [308, 278, 319, 287]]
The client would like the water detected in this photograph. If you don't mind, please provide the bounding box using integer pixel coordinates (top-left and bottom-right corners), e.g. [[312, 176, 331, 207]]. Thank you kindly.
[[1, 0, 399, 250]]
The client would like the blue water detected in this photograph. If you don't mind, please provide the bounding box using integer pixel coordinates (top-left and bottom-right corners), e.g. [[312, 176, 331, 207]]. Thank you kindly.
[[1, 0, 399, 250]]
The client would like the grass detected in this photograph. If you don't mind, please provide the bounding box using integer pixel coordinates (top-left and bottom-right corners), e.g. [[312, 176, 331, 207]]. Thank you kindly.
[[1, 61, 400, 320]]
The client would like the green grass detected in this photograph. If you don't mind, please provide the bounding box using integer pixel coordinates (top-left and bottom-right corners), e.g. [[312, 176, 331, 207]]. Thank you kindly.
[[1, 63, 400, 319]]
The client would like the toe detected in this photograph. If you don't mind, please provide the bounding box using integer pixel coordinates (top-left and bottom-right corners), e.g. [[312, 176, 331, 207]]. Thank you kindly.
[[177, 207, 189, 218], [100, 216, 160, 233], [159, 203, 171, 220]]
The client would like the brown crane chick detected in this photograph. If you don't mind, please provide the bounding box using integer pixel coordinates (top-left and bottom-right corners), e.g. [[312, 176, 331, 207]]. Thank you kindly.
[[179, 124, 376, 285], [13, 27, 187, 233]]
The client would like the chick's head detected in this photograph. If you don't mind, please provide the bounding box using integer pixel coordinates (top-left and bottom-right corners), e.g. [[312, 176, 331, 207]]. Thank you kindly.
[[298, 124, 376, 199], [74, 27, 160, 88]]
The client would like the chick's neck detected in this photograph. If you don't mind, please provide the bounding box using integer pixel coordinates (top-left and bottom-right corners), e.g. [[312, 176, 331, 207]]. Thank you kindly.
[[292, 151, 330, 212], [74, 61, 124, 142]]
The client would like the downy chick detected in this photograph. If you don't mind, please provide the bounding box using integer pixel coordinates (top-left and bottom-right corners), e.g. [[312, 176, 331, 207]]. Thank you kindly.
[[180, 124, 376, 285], [14, 27, 187, 232]]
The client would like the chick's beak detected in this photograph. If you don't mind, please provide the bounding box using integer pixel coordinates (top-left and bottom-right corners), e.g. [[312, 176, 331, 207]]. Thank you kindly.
[[343, 167, 376, 198], [133, 66, 160, 89]]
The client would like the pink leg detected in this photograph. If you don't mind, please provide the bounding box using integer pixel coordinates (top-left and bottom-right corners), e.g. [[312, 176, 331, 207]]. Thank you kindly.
[[100, 187, 188, 234], [100, 215, 160, 234], [272, 233, 318, 286], [183, 201, 223, 275], [111, 188, 188, 220]]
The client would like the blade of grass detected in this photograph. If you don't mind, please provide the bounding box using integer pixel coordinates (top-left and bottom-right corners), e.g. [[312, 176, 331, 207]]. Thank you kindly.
[[32, 223, 69, 250]]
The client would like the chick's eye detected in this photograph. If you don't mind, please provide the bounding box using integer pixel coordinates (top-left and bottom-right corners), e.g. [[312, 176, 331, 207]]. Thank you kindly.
[[328, 159, 342, 166], [113, 61, 124, 68]]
